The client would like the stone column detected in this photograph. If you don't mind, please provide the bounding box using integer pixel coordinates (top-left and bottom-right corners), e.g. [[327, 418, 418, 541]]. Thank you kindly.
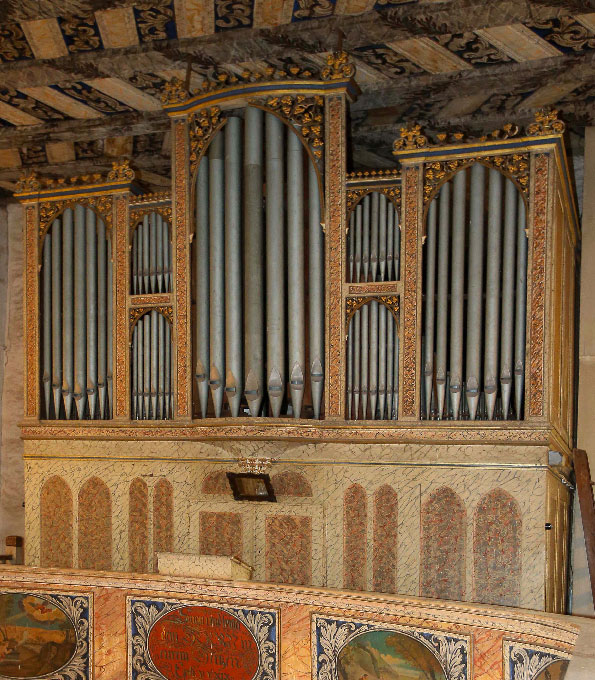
[[573, 127, 595, 615]]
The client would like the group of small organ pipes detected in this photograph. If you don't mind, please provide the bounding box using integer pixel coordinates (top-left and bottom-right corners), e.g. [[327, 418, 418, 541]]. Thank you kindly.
[[17, 59, 576, 432]]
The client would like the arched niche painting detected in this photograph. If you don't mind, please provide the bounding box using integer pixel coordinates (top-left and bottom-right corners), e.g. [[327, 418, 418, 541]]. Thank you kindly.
[[337, 630, 445, 680], [0, 592, 90, 680]]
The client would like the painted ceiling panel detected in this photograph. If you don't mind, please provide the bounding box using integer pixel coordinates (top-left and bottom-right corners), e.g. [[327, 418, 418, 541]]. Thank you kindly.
[[95, 8, 139, 49], [0, 101, 43, 126], [85, 78, 162, 112], [214, 0, 255, 31], [50, 82, 134, 115], [291, 1, 337, 23], [475, 24, 563, 62], [432, 32, 511, 67], [519, 82, 582, 110], [351, 44, 422, 77], [57, 13, 103, 53], [45, 141, 75, 163], [335, 0, 375, 13], [386, 37, 473, 73], [174, 0, 214, 37], [21, 18, 68, 59], [575, 14, 595, 34], [526, 16, 595, 55], [0, 24, 34, 62], [133, 1, 177, 41], [19, 86, 102, 120], [0, 89, 68, 122]]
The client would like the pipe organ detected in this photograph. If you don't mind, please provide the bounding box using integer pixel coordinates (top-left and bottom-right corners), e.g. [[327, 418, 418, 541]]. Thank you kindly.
[[17, 56, 579, 613], [192, 109, 324, 419]]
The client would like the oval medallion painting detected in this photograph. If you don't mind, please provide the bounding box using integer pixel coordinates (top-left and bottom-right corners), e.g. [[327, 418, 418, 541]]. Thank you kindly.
[[148, 606, 259, 680], [338, 630, 446, 680], [0, 594, 77, 679]]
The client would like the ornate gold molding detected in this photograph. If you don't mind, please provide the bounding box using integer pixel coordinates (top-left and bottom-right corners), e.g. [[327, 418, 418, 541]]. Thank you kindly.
[[527, 108, 565, 136], [25, 204, 39, 418], [38, 195, 114, 241], [423, 153, 529, 206], [346, 185, 401, 214], [345, 295, 399, 331], [16, 170, 41, 193], [161, 76, 190, 105], [129, 204, 172, 230], [107, 159, 135, 182], [260, 95, 324, 164], [114, 195, 128, 419], [129, 306, 173, 338], [529, 153, 549, 418], [401, 165, 420, 419], [393, 124, 428, 152], [321, 51, 356, 81], [189, 106, 225, 177]]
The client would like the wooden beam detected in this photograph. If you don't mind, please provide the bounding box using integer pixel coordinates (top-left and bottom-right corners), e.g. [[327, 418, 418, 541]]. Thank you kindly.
[[574, 449, 595, 609]]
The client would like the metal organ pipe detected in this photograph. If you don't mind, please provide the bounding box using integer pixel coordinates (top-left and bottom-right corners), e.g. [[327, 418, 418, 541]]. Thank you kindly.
[[287, 129, 306, 418], [225, 117, 243, 417], [379, 194, 387, 281], [370, 191, 379, 282], [465, 163, 485, 420], [308, 159, 324, 419], [423, 198, 437, 418], [191, 107, 324, 419], [500, 179, 517, 418], [484, 169, 503, 419], [40, 206, 111, 420], [514, 194, 528, 419], [209, 132, 225, 417], [195, 158, 210, 417], [266, 113, 285, 417], [422, 164, 529, 421], [243, 107, 265, 417]]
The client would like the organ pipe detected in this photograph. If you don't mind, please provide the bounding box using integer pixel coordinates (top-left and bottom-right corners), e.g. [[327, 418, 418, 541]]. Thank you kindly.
[[422, 164, 528, 421], [362, 194, 370, 282], [308, 159, 324, 419], [131, 214, 172, 295], [244, 107, 265, 417], [370, 192, 379, 282], [436, 183, 450, 418], [50, 218, 62, 418], [195, 158, 210, 417], [40, 205, 111, 420], [209, 132, 225, 417], [347, 301, 399, 420], [378, 194, 387, 281], [265, 113, 285, 417], [484, 169, 503, 419], [130, 311, 173, 419], [225, 117, 243, 417], [514, 194, 528, 419], [287, 129, 306, 418], [423, 199, 437, 417], [191, 107, 324, 419]]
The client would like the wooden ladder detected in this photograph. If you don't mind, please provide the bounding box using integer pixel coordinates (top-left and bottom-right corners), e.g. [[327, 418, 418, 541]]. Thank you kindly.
[[574, 449, 595, 605]]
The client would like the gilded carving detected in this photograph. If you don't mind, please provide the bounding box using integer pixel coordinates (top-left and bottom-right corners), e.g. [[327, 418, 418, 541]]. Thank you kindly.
[[129, 205, 172, 229], [107, 159, 135, 182], [25, 204, 38, 418], [347, 283, 399, 295], [347, 185, 401, 215], [423, 153, 529, 206], [161, 77, 190, 105], [16, 169, 41, 193], [189, 107, 225, 177], [320, 51, 356, 81], [325, 96, 346, 417], [131, 294, 171, 306], [114, 195, 128, 419], [261, 95, 324, 163], [346, 296, 399, 331], [135, 0, 174, 41], [130, 306, 173, 337], [174, 119, 189, 417], [529, 154, 549, 417], [393, 124, 428, 152], [526, 107, 566, 136], [39, 196, 113, 240], [401, 165, 420, 418]]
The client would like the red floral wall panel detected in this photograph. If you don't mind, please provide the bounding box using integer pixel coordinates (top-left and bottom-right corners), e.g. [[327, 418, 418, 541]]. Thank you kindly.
[[78, 476, 112, 570], [153, 479, 174, 567], [420, 486, 465, 600], [373, 484, 398, 593], [129, 478, 149, 573], [343, 484, 367, 590], [473, 489, 522, 606], [40, 476, 73, 568], [265, 515, 312, 585], [270, 471, 312, 497], [199, 511, 243, 558]]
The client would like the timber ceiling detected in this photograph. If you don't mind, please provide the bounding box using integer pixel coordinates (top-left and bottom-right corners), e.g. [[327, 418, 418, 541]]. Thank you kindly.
[[0, 0, 593, 195]]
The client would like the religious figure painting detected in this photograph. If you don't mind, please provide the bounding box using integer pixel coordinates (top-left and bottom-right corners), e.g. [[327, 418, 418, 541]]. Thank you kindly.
[[313, 616, 469, 680], [0, 592, 90, 680]]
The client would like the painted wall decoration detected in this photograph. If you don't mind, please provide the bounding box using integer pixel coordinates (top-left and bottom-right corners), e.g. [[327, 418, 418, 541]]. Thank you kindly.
[[0, 591, 90, 680], [40, 476, 73, 569], [78, 477, 112, 571], [313, 615, 469, 680], [504, 642, 570, 680], [128, 598, 278, 680], [343, 484, 367, 590]]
